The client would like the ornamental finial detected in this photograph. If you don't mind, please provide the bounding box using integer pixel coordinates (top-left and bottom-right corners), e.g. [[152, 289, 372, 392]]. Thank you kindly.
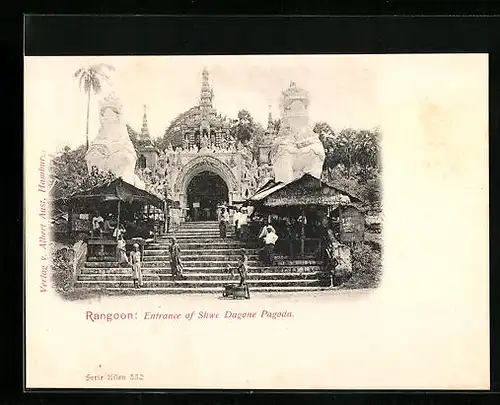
[[279, 81, 309, 117], [99, 92, 123, 115], [141, 104, 150, 137]]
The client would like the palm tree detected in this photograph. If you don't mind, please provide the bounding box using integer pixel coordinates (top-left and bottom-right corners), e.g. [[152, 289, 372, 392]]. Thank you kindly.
[[73, 64, 115, 151]]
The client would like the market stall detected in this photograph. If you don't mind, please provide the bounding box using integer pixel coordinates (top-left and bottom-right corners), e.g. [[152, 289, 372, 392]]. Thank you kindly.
[[247, 173, 364, 257], [53, 178, 168, 260]]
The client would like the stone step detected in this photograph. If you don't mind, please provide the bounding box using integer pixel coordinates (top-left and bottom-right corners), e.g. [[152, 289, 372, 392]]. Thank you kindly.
[[143, 249, 262, 256], [141, 259, 320, 267], [142, 254, 316, 262], [176, 221, 219, 228], [73, 286, 333, 294], [174, 225, 220, 229], [177, 224, 220, 227], [86, 260, 319, 268], [157, 236, 236, 242], [143, 253, 261, 259], [74, 279, 323, 289], [170, 225, 231, 229], [86, 256, 117, 262], [143, 254, 312, 262], [149, 242, 259, 249], [78, 272, 320, 282], [162, 230, 222, 235], [81, 265, 321, 274], [167, 230, 230, 235]]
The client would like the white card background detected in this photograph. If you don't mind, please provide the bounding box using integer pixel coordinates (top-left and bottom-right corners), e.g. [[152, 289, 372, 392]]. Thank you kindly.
[[24, 54, 489, 389]]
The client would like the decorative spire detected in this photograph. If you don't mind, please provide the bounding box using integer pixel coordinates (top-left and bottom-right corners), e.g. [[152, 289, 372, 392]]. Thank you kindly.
[[141, 104, 150, 138], [267, 105, 273, 130], [200, 68, 213, 113]]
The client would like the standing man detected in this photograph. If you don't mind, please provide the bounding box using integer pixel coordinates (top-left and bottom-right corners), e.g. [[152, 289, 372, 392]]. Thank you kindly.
[[169, 237, 186, 280], [233, 208, 241, 240], [218, 206, 230, 238], [117, 234, 129, 267], [263, 226, 279, 265], [239, 207, 249, 241], [227, 248, 250, 299], [230, 249, 248, 286], [130, 243, 142, 289], [258, 221, 275, 240]]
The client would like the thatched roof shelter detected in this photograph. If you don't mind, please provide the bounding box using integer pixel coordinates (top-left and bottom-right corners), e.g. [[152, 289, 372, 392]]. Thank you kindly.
[[249, 173, 363, 208], [55, 178, 165, 209]]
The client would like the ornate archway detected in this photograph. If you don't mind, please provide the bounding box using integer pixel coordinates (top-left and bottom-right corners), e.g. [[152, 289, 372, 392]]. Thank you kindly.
[[174, 155, 239, 213], [186, 172, 229, 221]]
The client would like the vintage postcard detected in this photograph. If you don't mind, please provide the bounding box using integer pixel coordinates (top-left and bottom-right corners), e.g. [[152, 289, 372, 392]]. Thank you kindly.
[[24, 54, 489, 389]]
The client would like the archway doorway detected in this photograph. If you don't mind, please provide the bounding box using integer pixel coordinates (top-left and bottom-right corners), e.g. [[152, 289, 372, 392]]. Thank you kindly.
[[186, 171, 229, 221]]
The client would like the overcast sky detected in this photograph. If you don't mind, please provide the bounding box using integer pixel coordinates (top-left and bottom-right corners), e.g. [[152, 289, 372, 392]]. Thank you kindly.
[[25, 54, 487, 155], [25, 55, 382, 153]]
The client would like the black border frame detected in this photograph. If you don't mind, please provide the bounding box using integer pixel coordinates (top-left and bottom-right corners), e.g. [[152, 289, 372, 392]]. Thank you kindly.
[[9, 13, 500, 404]]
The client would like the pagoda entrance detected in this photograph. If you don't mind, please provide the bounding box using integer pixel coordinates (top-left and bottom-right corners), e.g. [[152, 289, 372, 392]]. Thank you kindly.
[[186, 171, 229, 221]]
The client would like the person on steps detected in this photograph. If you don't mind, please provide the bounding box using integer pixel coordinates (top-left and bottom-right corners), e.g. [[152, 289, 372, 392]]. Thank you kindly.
[[233, 209, 241, 240], [218, 206, 229, 238], [169, 237, 186, 280], [258, 221, 275, 240], [239, 207, 249, 241], [262, 226, 278, 266], [130, 243, 142, 289], [230, 249, 248, 285], [227, 249, 250, 299], [117, 234, 129, 267]]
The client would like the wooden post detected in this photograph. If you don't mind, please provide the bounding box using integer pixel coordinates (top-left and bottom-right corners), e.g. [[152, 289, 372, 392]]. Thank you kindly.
[[300, 208, 305, 258], [116, 199, 121, 261], [116, 200, 121, 238], [164, 200, 168, 234], [67, 206, 73, 240]]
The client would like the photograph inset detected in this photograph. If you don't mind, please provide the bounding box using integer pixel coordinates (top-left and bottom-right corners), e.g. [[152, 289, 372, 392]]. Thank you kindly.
[[47, 57, 382, 299]]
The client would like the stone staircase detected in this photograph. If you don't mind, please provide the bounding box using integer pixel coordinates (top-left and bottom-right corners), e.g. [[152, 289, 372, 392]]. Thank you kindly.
[[75, 221, 329, 294]]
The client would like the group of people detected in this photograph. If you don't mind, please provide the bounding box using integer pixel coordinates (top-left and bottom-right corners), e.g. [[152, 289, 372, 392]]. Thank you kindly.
[[90, 211, 147, 289], [91, 212, 126, 240], [216, 205, 249, 240], [116, 237, 187, 289], [216, 205, 280, 266]]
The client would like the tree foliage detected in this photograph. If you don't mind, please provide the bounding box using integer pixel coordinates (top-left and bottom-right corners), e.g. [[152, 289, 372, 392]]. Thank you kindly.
[[49, 145, 116, 200], [126, 124, 142, 154], [73, 64, 115, 150], [73, 64, 114, 95], [354, 128, 380, 180], [160, 106, 199, 149], [315, 124, 380, 181], [315, 123, 381, 205], [230, 109, 256, 144]]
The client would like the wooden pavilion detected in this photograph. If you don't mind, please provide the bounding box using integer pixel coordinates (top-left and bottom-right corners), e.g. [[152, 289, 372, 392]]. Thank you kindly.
[[53, 178, 168, 260], [248, 173, 365, 256]]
